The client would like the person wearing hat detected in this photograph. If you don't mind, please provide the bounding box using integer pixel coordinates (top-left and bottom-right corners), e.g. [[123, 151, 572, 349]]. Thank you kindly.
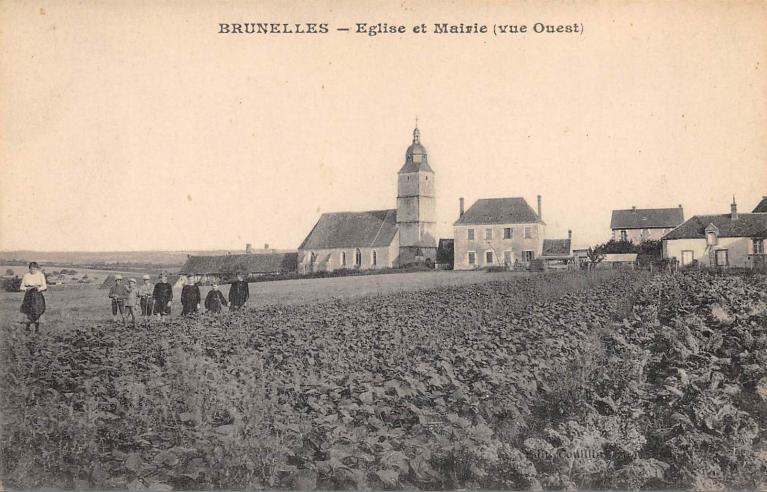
[[138, 274, 154, 320], [181, 274, 201, 316], [108, 275, 129, 323], [19, 261, 47, 333], [228, 272, 249, 311], [124, 278, 139, 326], [152, 272, 173, 320]]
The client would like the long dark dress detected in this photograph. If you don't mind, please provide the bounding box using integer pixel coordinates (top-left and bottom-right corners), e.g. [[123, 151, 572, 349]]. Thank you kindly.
[[181, 284, 201, 315], [21, 288, 46, 322], [228, 280, 249, 309], [204, 290, 228, 313], [152, 282, 173, 315]]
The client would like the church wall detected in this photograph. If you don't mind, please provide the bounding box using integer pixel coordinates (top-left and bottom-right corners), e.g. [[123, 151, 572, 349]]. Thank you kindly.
[[297, 238, 399, 274]]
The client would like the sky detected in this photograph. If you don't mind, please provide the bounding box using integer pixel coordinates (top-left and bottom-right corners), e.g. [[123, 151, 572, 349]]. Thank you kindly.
[[1, 1, 766, 252]]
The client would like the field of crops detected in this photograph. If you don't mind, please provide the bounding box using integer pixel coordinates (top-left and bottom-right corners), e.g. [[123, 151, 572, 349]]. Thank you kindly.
[[1, 270, 766, 490]]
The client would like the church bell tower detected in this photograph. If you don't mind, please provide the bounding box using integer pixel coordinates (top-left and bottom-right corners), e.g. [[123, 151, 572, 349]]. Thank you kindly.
[[396, 124, 437, 266]]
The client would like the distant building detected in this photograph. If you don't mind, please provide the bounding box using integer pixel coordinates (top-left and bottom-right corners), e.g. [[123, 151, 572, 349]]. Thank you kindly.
[[610, 205, 684, 242], [453, 196, 545, 270], [297, 126, 437, 273], [752, 196, 767, 213], [601, 253, 638, 269], [662, 197, 767, 269], [541, 230, 574, 268], [179, 253, 298, 282]]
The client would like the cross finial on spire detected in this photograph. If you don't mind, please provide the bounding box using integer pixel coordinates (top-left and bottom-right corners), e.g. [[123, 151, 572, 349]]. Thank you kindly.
[[412, 116, 420, 144], [732, 194, 736, 205]]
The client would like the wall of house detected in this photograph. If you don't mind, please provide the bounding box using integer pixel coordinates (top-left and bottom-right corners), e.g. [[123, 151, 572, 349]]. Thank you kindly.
[[611, 227, 673, 243], [663, 236, 756, 267], [453, 223, 544, 270]]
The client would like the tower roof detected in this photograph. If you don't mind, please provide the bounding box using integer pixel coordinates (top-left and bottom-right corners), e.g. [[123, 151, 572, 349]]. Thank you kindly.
[[399, 125, 433, 173]]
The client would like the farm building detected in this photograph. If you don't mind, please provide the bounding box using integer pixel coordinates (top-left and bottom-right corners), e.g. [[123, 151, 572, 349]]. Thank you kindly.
[[610, 205, 684, 243], [179, 253, 298, 282], [662, 198, 767, 269], [453, 196, 545, 270], [298, 126, 437, 273], [601, 253, 638, 269], [540, 231, 574, 268], [752, 196, 767, 213]]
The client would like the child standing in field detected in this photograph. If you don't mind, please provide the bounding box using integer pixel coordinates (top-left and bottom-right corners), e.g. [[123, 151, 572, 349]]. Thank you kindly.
[[152, 272, 173, 321], [108, 275, 128, 323], [124, 278, 139, 326], [228, 272, 249, 310], [204, 282, 228, 314], [181, 274, 201, 316], [138, 274, 154, 320]]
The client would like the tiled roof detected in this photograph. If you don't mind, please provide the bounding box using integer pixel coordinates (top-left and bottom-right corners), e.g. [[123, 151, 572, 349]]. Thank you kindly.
[[299, 209, 398, 250], [663, 213, 767, 240], [542, 239, 572, 257], [454, 198, 541, 225], [610, 207, 684, 230], [753, 197, 767, 213], [179, 253, 298, 275]]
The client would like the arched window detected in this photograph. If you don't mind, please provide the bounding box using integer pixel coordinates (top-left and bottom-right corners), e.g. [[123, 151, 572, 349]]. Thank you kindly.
[[355, 248, 362, 267], [310, 252, 317, 263], [341, 251, 346, 266], [372, 250, 377, 266]]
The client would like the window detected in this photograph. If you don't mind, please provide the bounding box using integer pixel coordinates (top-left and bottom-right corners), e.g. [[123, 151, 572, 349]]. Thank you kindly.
[[341, 251, 346, 266], [485, 251, 493, 264], [372, 250, 377, 266], [504, 228, 512, 239], [468, 251, 476, 265], [681, 250, 694, 266], [715, 249, 729, 267], [523, 250, 534, 262], [485, 228, 493, 240], [524, 226, 533, 239], [754, 239, 765, 254], [620, 230, 628, 241], [310, 252, 317, 263], [355, 248, 362, 267], [413, 154, 422, 163], [706, 232, 718, 246], [467, 229, 475, 240]]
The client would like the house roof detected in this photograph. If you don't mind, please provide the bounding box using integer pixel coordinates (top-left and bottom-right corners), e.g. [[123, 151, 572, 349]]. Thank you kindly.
[[541, 239, 572, 257], [454, 197, 541, 225], [299, 209, 399, 250], [663, 213, 767, 240], [179, 253, 298, 275], [753, 196, 767, 213], [610, 207, 684, 230]]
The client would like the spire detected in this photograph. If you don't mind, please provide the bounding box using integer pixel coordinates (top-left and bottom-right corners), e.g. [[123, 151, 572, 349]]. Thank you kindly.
[[413, 117, 420, 144]]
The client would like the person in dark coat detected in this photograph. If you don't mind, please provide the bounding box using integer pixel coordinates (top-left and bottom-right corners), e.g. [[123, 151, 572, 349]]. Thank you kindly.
[[108, 275, 128, 323], [19, 262, 47, 333], [181, 275, 201, 316], [204, 282, 228, 314], [152, 272, 173, 320], [228, 272, 249, 310]]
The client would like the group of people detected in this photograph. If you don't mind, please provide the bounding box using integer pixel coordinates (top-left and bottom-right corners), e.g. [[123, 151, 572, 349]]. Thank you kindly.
[[108, 272, 251, 325], [16, 261, 253, 332]]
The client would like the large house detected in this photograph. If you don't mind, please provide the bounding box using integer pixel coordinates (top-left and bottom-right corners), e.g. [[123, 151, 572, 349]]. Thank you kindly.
[[662, 198, 767, 268], [453, 196, 545, 270], [297, 127, 437, 273], [610, 206, 685, 242]]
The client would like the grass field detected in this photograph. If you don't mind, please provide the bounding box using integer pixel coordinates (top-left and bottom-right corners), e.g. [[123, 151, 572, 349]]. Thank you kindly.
[[0, 270, 534, 328]]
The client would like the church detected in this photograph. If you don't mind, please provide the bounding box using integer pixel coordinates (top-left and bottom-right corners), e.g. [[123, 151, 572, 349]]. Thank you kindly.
[[297, 126, 437, 273]]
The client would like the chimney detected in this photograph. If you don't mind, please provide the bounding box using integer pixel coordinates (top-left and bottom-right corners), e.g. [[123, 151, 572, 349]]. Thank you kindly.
[[568, 229, 572, 240], [459, 197, 465, 217], [264, 243, 269, 250], [245, 243, 254, 254], [632, 205, 637, 213], [537, 195, 542, 220], [731, 195, 738, 220]]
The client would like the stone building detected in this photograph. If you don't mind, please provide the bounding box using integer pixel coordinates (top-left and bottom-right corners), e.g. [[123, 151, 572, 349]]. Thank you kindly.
[[610, 206, 684, 243], [453, 196, 545, 270], [297, 126, 437, 273]]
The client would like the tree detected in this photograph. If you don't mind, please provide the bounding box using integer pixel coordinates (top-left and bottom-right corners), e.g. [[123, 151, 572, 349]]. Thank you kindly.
[[5, 268, 14, 276]]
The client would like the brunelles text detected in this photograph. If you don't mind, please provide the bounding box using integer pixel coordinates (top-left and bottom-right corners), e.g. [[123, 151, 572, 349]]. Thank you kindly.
[[217, 22, 584, 36]]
